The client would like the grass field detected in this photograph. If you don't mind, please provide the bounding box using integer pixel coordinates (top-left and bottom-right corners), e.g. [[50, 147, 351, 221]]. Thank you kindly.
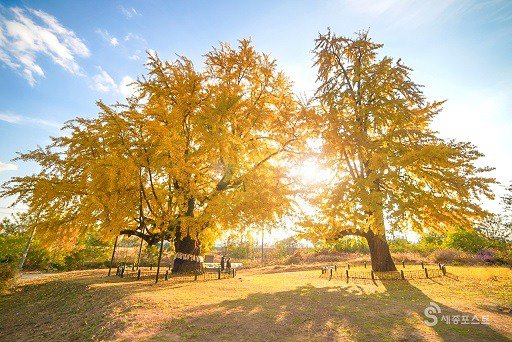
[[0, 265, 511, 341]]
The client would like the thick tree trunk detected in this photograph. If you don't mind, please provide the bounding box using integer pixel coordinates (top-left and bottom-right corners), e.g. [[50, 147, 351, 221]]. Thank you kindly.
[[171, 234, 203, 273], [365, 230, 397, 271]]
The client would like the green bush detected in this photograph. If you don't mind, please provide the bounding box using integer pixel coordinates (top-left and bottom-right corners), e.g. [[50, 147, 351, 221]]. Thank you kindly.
[[444, 230, 488, 253], [328, 237, 369, 253]]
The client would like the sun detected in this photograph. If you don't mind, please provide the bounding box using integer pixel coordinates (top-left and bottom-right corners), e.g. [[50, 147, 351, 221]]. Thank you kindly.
[[291, 158, 331, 185]]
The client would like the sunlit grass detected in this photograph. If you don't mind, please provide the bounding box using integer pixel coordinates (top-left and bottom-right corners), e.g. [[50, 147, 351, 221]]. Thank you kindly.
[[1, 266, 511, 341]]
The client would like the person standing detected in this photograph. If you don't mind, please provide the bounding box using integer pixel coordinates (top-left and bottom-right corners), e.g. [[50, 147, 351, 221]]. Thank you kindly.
[[220, 255, 225, 271]]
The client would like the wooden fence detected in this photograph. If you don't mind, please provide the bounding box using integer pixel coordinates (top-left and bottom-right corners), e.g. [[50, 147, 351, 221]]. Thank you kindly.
[[114, 265, 237, 282], [321, 263, 447, 282]]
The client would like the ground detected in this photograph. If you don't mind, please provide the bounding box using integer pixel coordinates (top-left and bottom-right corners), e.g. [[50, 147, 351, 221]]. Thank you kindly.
[[0, 265, 511, 341]]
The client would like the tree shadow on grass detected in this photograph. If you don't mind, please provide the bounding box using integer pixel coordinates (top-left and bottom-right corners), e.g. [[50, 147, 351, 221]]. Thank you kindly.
[[155, 279, 509, 341], [0, 270, 174, 341]]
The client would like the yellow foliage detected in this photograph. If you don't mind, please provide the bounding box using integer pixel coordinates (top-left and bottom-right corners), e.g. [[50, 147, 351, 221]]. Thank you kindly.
[[300, 30, 494, 242], [1, 40, 308, 249]]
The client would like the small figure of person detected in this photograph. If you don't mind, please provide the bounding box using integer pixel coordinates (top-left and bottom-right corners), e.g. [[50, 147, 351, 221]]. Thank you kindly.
[[220, 255, 225, 271], [226, 257, 231, 271]]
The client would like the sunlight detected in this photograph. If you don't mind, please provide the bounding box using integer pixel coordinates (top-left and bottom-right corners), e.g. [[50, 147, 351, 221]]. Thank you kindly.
[[291, 159, 332, 185]]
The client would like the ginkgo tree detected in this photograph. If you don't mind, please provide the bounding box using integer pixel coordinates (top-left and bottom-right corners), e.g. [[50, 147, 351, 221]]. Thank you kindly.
[[1, 40, 307, 273], [301, 30, 494, 271]]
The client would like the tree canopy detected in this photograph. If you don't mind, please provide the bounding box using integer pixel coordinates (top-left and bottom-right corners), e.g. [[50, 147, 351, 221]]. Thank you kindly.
[[1, 31, 496, 272], [1, 40, 308, 267], [299, 30, 494, 270]]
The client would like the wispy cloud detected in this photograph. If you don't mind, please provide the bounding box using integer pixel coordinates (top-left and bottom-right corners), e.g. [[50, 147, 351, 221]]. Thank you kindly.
[[0, 161, 18, 173], [90, 66, 136, 97], [125, 33, 146, 43], [0, 111, 61, 128], [345, 0, 459, 28], [119, 6, 141, 19], [95, 29, 119, 47], [0, 6, 89, 86]]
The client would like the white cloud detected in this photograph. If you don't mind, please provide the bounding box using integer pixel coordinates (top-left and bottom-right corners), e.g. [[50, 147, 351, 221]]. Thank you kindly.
[[91, 66, 117, 92], [0, 112, 22, 123], [119, 76, 136, 97], [0, 162, 18, 173], [128, 49, 143, 61], [0, 6, 89, 86], [95, 29, 119, 47], [110, 37, 119, 47], [0, 111, 60, 128], [119, 6, 141, 19], [91, 67, 136, 98], [124, 33, 146, 43]]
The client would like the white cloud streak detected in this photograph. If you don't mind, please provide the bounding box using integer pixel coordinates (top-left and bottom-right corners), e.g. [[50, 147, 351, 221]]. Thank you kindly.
[[0, 162, 18, 173], [119, 6, 141, 19], [0, 6, 89, 86], [95, 29, 119, 47], [0, 111, 61, 128]]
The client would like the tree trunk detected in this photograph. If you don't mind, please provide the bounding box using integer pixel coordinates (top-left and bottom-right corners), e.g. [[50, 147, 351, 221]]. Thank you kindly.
[[19, 225, 36, 271], [365, 230, 397, 271], [171, 234, 203, 273]]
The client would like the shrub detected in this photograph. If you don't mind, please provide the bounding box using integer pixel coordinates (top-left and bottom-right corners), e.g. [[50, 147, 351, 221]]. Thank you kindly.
[[476, 248, 498, 264], [444, 230, 488, 253], [286, 249, 305, 264], [0, 262, 17, 293], [431, 248, 478, 265], [389, 238, 416, 253], [496, 247, 512, 266]]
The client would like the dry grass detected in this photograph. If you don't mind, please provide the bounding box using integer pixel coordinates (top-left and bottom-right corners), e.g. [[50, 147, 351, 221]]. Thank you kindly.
[[0, 265, 511, 341]]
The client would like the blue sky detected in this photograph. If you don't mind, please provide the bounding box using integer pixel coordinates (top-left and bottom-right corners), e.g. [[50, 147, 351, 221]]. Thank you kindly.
[[1, 0, 511, 221]]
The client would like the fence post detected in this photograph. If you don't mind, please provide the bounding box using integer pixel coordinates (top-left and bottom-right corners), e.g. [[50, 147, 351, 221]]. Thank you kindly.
[[371, 270, 375, 281], [364, 261, 367, 268], [321, 267, 325, 275], [137, 269, 141, 280], [329, 268, 333, 280], [150, 265, 152, 270], [442, 265, 447, 276], [421, 261, 424, 269], [402, 260, 405, 268], [120, 266, 125, 278], [217, 267, 221, 280], [400, 270, 405, 280], [334, 265, 337, 271], [347, 263, 350, 270], [424, 268, 429, 278], [345, 269, 349, 283], [194, 269, 198, 281], [165, 270, 169, 281], [232, 269, 235, 278]]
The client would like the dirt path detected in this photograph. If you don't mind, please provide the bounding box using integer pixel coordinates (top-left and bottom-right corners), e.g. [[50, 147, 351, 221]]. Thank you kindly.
[[20, 272, 54, 280]]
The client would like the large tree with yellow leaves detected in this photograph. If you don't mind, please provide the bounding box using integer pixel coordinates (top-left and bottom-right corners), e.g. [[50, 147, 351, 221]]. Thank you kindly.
[[303, 30, 494, 271], [1, 40, 306, 272]]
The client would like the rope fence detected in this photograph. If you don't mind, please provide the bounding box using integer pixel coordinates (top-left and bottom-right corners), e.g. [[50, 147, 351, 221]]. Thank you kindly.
[[114, 265, 237, 283], [321, 262, 447, 282]]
